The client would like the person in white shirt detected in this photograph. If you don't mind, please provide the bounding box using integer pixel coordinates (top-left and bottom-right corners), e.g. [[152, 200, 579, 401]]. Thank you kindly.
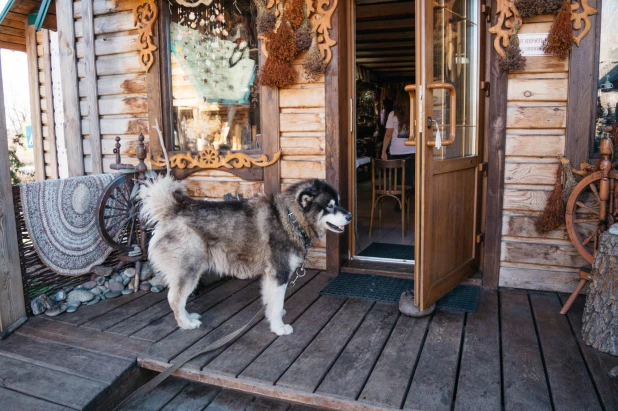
[[381, 90, 415, 193]]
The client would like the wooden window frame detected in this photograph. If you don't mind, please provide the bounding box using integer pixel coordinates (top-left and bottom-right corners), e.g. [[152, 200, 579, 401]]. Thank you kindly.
[[146, 0, 280, 189], [566, 0, 603, 167]]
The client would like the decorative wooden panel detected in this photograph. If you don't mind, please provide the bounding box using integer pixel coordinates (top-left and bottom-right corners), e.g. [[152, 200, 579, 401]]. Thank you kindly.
[[133, 0, 158, 72]]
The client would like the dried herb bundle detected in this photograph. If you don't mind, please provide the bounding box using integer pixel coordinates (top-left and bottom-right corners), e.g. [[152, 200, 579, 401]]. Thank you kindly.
[[257, 12, 276, 35], [542, 1, 574, 60], [535, 166, 566, 233], [302, 42, 326, 82], [266, 21, 298, 62], [560, 157, 578, 203], [260, 57, 298, 87], [499, 20, 526, 72], [516, 0, 563, 18], [296, 18, 312, 51], [286, 0, 305, 29]]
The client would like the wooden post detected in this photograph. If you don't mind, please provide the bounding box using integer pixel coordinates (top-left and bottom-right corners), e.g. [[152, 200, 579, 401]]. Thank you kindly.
[[57, 0, 84, 176], [25, 24, 45, 181], [0, 52, 27, 336], [41, 29, 59, 180]]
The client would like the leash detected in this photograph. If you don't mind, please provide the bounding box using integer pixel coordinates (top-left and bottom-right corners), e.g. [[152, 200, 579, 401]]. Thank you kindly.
[[113, 255, 309, 410]]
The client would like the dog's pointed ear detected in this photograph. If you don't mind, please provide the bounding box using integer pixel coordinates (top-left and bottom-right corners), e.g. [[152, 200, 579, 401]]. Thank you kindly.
[[300, 192, 313, 209]]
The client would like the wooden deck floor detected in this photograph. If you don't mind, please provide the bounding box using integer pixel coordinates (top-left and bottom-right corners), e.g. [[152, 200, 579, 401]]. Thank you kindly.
[[1, 270, 617, 410]]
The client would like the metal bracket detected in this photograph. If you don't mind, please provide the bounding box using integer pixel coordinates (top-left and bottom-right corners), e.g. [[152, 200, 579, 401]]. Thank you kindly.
[[480, 81, 490, 97], [476, 232, 485, 244], [478, 161, 488, 175], [481, 4, 491, 23]]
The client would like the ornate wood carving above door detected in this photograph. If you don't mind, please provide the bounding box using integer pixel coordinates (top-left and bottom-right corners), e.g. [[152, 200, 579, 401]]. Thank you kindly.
[[133, 0, 158, 72]]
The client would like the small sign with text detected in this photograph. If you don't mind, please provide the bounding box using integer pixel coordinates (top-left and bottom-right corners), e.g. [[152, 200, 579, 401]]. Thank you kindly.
[[518, 33, 548, 56]]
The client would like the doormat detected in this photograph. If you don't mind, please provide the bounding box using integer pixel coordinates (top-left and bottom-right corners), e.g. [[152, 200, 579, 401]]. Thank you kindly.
[[320, 272, 480, 313], [357, 243, 415, 260]]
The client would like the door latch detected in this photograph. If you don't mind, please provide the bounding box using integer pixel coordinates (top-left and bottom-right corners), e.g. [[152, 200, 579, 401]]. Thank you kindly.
[[476, 233, 485, 244], [481, 4, 491, 22], [478, 162, 488, 175], [480, 81, 490, 97]]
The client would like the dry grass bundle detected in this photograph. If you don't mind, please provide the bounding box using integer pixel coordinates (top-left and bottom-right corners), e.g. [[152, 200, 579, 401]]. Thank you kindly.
[[499, 20, 526, 72], [267, 21, 298, 62], [286, 0, 305, 29], [542, 1, 574, 60], [296, 19, 312, 51], [560, 157, 578, 203], [516, 0, 562, 18], [260, 57, 298, 87], [257, 12, 276, 35], [535, 166, 566, 233], [302, 42, 325, 82]]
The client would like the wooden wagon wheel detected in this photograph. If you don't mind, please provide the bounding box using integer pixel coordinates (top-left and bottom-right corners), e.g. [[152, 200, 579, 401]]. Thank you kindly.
[[96, 173, 143, 253], [565, 170, 618, 264]]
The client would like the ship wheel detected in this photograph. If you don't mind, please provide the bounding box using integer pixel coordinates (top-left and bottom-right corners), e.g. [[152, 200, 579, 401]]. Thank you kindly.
[[97, 173, 144, 252], [565, 170, 618, 264]]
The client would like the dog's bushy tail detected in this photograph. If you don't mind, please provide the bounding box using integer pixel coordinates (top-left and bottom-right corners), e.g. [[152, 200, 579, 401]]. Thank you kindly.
[[140, 175, 186, 226]]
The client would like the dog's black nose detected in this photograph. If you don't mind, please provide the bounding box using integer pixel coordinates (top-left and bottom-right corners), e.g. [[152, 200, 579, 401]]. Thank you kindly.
[[346, 213, 352, 221]]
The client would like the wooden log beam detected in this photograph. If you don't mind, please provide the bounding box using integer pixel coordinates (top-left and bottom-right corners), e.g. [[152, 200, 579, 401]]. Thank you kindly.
[[25, 24, 45, 180], [0, 52, 27, 334], [57, 0, 84, 176], [355, 2, 414, 20]]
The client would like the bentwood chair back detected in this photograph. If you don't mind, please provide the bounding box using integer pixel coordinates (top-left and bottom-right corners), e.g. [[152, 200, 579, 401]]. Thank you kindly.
[[369, 159, 412, 239]]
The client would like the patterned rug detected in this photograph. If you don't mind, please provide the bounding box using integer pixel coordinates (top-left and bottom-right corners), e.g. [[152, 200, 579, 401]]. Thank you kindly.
[[20, 174, 116, 276]]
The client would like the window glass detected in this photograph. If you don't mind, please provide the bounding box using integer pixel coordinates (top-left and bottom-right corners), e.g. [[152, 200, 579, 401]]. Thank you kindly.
[[594, 1, 618, 153], [170, 0, 261, 152]]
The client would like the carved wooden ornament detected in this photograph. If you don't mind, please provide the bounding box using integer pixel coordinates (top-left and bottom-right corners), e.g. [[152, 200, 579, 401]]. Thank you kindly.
[[149, 147, 281, 170], [488, 0, 521, 58], [571, 0, 597, 46], [133, 0, 158, 72]]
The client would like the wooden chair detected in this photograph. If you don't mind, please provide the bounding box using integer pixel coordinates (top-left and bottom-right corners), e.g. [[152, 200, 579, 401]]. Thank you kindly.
[[369, 159, 412, 238]]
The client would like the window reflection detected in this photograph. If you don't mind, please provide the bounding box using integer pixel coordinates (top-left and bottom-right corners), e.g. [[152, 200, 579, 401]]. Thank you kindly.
[[170, 0, 261, 152]]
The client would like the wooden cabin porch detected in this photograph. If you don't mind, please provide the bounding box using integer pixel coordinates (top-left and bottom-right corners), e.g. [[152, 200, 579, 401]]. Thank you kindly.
[[0, 270, 615, 410]]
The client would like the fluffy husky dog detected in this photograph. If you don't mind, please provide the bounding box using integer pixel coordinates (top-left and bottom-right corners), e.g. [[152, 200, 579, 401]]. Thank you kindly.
[[140, 177, 352, 335]]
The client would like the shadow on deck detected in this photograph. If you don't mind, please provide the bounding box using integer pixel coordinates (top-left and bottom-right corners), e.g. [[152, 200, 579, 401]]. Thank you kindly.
[[1, 270, 617, 410]]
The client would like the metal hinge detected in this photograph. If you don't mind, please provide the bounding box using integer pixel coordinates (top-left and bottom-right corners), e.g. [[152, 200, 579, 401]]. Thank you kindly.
[[481, 4, 491, 22], [480, 81, 490, 97], [478, 161, 488, 175], [476, 232, 485, 244]]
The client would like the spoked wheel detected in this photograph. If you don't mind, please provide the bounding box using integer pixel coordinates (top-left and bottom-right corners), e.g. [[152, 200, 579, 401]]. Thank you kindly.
[[97, 174, 144, 252], [565, 171, 618, 264]]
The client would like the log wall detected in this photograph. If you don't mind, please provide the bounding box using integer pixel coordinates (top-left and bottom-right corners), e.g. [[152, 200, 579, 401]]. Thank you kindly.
[[499, 17, 584, 292]]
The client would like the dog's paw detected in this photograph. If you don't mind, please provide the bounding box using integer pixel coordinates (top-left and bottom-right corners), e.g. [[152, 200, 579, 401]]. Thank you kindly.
[[188, 312, 202, 320], [272, 324, 293, 336], [179, 318, 202, 330], [281, 308, 287, 317]]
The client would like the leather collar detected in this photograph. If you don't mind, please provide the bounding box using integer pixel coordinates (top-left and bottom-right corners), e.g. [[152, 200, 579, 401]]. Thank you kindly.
[[288, 210, 313, 249]]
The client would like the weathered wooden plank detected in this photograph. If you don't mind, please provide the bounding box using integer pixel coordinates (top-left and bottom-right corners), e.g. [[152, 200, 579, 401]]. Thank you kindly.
[[246, 396, 291, 411], [507, 78, 567, 102], [123, 376, 188, 411], [505, 132, 565, 157], [78, 53, 144, 77], [74, 0, 136, 18], [503, 188, 551, 212], [506, 103, 567, 129], [403, 311, 464, 411], [16, 317, 150, 360], [240, 296, 346, 384], [499, 266, 579, 293], [280, 136, 326, 155], [53, 289, 147, 326], [277, 299, 373, 393], [530, 292, 601, 410], [307, 248, 327, 270], [185, 180, 264, 199], [0, 354, 108, 409], [454, 290, 501, 411], [281, 160, 326, 179], [41, 30, 59, 179], [76, 33, 138, 58], [201, 272, 330, 374], [560, 295, 618, 410], [500, 290, 552, 410], [160, 381, 219, 410], [280, 112, 325, 132], [504, 163, 558, 185], [81, 0, 103, 174], [74, 11, 135, 37], [132, 279, 256, 342], [0, 333, 132, 384], [358, 312, 430, 408], [501, 240, 587, 268], [98, 117, 149, 135], [511, 55, 569, 73], [81, 291, 168, 332], [26, 25, 45, 181], [95, 97, 148, 115], [80, 74, 146, 97], [279, 87, 325, 108], [0, 387, 70, 411], [58, 0, 84, 176], [502, 215, 569, 240], [204, 389, 255, 410]]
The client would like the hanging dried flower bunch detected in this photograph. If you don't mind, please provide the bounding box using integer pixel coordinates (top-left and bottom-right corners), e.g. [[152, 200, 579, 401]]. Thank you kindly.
[[266, 21, 298, 62], [535, 166, 566, 233], [516, 0, 562, 18], [302, 40, 326, 82], [285, 0, 305, 29], [499, 20, 526, 72], [560, 157, 578, 203], [254, 0, 276, 35], [260, 57, 298, 87], [295, 18, 312, 51], [542, 1, 575, 60]]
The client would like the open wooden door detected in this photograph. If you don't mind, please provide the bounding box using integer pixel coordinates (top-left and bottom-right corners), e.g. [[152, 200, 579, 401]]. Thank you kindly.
[[409, 0, 483, 310]]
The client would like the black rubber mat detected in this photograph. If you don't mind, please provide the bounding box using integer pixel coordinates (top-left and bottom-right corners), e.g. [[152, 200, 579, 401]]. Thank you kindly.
[[357, 243, 415, 260], [320, 272, 480, 313]]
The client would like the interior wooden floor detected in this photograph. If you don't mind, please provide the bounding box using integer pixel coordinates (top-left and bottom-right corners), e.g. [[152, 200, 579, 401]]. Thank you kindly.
[[356, 180, 415, 254], [1, 271, 617, 410]]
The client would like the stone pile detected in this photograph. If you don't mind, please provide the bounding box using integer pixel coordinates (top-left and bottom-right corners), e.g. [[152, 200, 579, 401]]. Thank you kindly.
[[30, 262, 168, 317]]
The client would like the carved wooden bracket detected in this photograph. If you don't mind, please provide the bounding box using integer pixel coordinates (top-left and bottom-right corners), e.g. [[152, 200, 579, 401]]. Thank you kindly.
[[571, 0, 597, 46], [149, 147, 281, 170], [133, 0, 158, 72], [488, 0, 521, 58]]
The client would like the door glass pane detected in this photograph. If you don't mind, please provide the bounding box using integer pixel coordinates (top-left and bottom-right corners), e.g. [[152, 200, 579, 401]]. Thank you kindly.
[[431, 0, 478, 160]]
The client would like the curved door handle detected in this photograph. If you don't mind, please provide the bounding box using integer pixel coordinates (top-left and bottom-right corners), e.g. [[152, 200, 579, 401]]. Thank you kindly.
[[426, 82, 456, 147], [404, 84, 416, 147]]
